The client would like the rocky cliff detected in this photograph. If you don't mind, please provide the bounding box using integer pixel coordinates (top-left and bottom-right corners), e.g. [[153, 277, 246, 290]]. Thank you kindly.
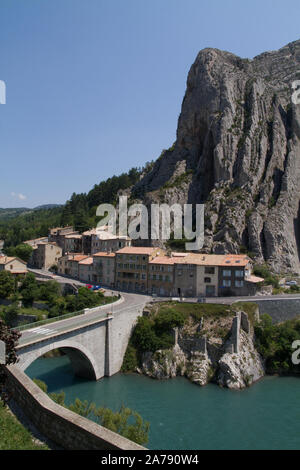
[[139, 309, 265, 390], [133, 40, 300, 274]]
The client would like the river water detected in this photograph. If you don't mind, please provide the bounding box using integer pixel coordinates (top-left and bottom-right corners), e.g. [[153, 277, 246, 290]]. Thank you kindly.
[[26, 356, 300, 450]]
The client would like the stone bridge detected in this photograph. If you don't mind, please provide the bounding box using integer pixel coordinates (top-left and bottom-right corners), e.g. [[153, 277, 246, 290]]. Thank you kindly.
[[16, 295, 148, 380]]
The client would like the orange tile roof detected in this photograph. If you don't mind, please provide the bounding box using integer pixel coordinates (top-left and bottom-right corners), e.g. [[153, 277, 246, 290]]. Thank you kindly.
[[93, 252, 116, 258], [175, 253, 250, 267], [0, 256, 15, 265], [149, 256, 177, 265], [246, 275, 264, 283], [64, 234, 82, 239], [171, 252, 189, 258], [78, 257, 94, 265], [69, 255, 89, 262], [116, 246, 160, 255], [82, 229, 98, 236]]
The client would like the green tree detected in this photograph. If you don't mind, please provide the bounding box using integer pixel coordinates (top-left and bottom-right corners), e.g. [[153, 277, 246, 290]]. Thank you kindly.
[[132, 316, 159, 353], [94, 405, 149, 445], [19, 273, 39, 307], [38, 281, 60, 302], [14, 244, 33, 263], [2, 303, 19, 328], [0, 271, 15, 299], [34, 380, 149, 446]]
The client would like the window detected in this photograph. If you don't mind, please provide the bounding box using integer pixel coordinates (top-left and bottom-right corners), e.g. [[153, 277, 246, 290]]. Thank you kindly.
[[223, 280, 231, 287], [204, 277, 211, 283], [205, 267, 215, 274], [235, 280, 244, 288], [235, 270, 244, 278], [223, 270, 231, 277]]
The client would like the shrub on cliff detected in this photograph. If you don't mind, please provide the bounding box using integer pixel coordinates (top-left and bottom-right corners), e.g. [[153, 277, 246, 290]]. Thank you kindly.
[[255, 314, 300, 373], [121, 345, 138, 372], [132, 316, 159, 353], [154, 310, 185, 334]]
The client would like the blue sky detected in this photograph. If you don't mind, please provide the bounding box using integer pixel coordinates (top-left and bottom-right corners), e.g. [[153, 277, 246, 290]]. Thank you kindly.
[[0, 0, 299, 208]]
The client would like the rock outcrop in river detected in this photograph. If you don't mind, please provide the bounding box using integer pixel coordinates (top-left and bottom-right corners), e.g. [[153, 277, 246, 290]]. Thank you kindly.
[[139, 309, 264, 390], [132, 40, 300, 274]]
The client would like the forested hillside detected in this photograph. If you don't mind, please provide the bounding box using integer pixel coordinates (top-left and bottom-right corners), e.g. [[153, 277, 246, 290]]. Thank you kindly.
[[0, 163, 153, 248]]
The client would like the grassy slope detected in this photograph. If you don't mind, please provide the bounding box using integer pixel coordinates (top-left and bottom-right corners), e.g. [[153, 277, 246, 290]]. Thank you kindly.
[[0, 400, 48, 450]]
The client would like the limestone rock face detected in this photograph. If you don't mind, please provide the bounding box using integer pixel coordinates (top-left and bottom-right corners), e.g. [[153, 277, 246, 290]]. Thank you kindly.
[[185, 352, 213, 386], [138, 311, 265, 389], [141, 344, 187, 380], [218, 330, 265, 389], [133, 40, 300, 273]]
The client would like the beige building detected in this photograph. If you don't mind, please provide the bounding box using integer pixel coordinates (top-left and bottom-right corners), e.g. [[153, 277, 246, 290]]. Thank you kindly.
[[91, 230, 131, 255], [49, 226, 81, 254], [148, 253, 188, 296], [92, 252, 116, 287], [57, 254, 88, 278], [64, 234, 83, 254], [148, 256, 176, 296], [82, 229, 96, 255], [24, 237, 49, 248], [78, 257, 94, 283], [30, 242, 62, 270], [115, 246, 163, 293], [174, 254, 258, 297], [0, 256, 28, 275]]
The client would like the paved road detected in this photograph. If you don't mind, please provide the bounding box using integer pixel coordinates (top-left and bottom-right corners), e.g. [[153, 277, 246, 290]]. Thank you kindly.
[[22, 268, 300, 346], [151, 294, 300, 304], [18, 292, 151, 347]]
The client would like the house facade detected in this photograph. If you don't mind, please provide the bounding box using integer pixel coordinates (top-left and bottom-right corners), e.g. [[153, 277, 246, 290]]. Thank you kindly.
[[92, 252, 115, 287], [64, 234, 83, 254], [115, 246, 163, 293], [91, 232, 131, 255], [31, 242, 62, 270], [0, 256, 28, 275], [78, 257, 94, 283], [57, 254, 88, 278]]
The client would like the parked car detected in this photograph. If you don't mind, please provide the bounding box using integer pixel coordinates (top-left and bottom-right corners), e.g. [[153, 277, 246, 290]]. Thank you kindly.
[[91, 285, 101, 291], [197, 297, 206, 303], [285, 281, 298, 286]]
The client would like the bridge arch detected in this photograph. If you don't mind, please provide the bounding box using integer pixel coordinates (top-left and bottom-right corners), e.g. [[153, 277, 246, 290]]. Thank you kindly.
[[20, 340, 101, 380]]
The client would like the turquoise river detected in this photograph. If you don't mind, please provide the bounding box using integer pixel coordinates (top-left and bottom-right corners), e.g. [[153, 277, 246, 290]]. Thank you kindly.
[[26, 356, 300, 450]]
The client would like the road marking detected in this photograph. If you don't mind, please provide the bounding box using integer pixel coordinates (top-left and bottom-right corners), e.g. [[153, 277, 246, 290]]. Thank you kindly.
[[29, 327, 57, 336]]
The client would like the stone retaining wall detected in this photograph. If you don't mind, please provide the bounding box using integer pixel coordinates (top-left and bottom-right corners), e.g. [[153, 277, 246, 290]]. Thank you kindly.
[[5, 365, 146, 451]]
